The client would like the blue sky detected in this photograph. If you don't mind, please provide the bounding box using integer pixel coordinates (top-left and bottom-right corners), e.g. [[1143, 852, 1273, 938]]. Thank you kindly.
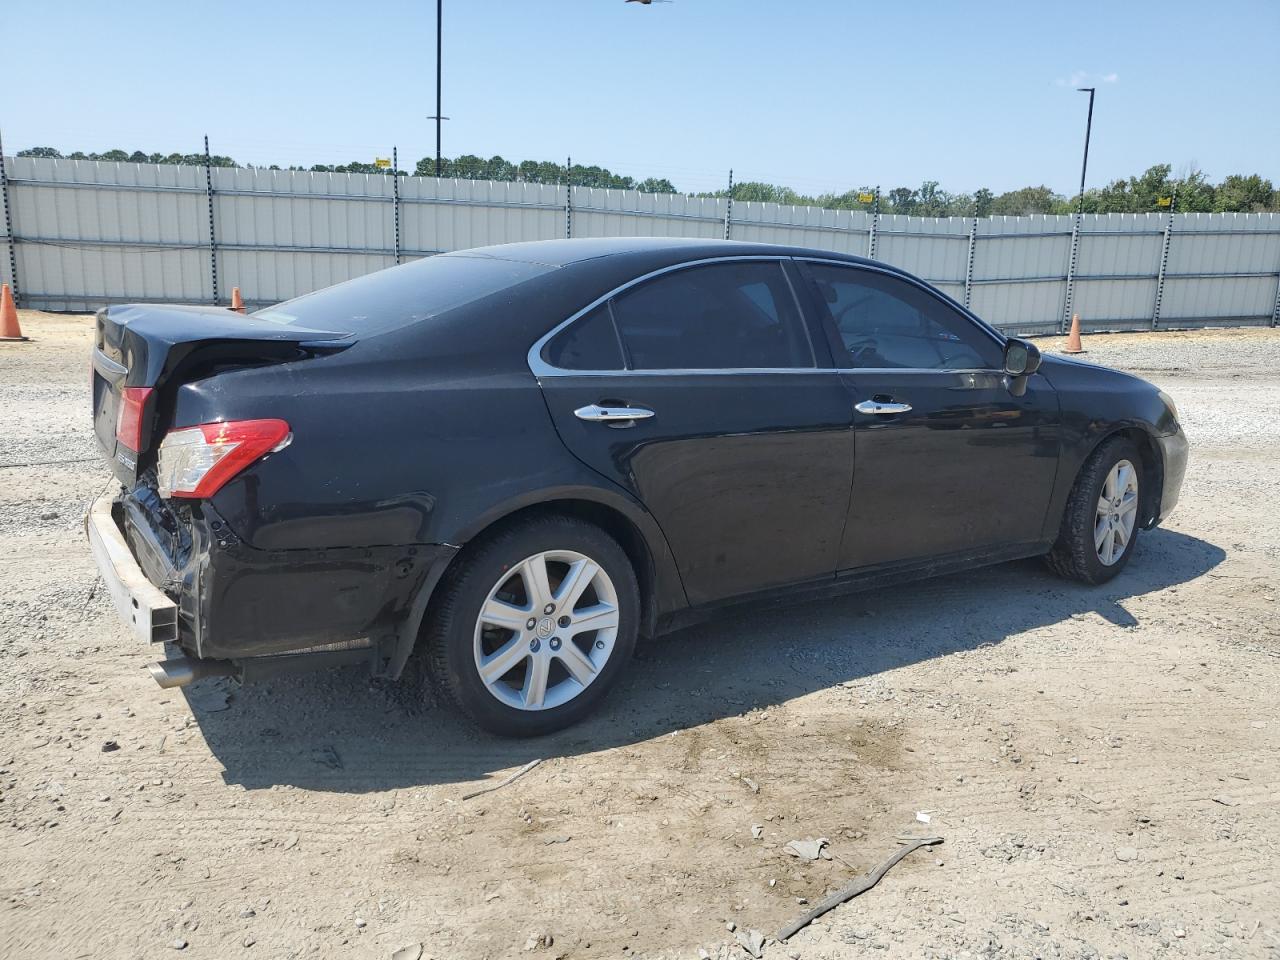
[[4, 0, 1277, 196]]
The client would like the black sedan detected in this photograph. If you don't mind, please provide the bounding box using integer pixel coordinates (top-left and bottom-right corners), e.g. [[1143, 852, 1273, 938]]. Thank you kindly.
[[86, 238, 1187, 735]]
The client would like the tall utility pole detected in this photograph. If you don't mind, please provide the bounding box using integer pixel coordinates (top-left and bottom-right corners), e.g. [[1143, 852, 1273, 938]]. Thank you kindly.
[[428, 0, 446, 176], [1076, 87, 1096, 216]]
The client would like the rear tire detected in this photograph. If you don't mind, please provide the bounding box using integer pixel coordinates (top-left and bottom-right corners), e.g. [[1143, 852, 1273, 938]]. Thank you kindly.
[[423, 515, 639, 737], [1045, 437, 1143, 584]]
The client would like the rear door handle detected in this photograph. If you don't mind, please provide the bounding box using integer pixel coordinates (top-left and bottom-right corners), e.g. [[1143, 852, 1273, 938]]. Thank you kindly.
[[573, 403, 655, 423], [855, 400, 912, 415]]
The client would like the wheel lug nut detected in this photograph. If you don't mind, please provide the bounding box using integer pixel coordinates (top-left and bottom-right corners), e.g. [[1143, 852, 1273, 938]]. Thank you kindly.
[[543, 603, 555, 615], [526, 618, 537, 630], [595, 640, 605, 650], [529, 638, 541, 653], [549, 637, 562, 651], [558, 616, 571, 628]]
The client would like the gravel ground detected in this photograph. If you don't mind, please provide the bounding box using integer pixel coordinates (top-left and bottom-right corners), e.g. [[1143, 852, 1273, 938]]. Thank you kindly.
[[1, 313, 1278, 960]]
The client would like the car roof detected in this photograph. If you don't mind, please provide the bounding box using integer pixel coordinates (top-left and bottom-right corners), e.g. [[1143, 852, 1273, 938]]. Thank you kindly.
[[442, 236, 885, 271]]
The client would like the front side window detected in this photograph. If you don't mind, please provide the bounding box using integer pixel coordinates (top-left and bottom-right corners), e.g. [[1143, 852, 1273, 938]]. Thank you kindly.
[[805, 264, 1001, 370], [608, 261, 813, 370]]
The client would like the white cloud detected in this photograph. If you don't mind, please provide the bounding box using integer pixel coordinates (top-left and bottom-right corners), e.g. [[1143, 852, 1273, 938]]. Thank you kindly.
[[1056, 70, 1120, 88]]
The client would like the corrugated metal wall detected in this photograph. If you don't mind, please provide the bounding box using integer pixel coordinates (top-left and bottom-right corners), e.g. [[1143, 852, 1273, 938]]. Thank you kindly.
[[4, 157, 1278, 332]]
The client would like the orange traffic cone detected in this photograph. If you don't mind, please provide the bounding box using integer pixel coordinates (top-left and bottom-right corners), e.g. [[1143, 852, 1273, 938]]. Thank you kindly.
[[1063, 313, 1085, 354], [230, 287, 245, 313], [0, 283, 27, 341]]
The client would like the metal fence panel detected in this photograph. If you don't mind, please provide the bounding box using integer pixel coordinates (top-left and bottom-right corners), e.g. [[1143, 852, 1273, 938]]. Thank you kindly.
[[967, 215, 1075, 331], [572, 188, 726, 240], [1160, 212, 1280, 324], [1069, 214, 1164, 330], [4, 158, 1278, 332], [9, 157, 211, 309], [212, 166, 398, 303], [403, 177, 564, 255], [875, 215, 971, 285], [730, 202, 870, 255]]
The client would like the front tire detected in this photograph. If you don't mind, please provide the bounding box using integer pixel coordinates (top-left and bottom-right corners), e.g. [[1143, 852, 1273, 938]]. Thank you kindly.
[[423, 515, 640, 737], [1045, 437, 1143, 584]]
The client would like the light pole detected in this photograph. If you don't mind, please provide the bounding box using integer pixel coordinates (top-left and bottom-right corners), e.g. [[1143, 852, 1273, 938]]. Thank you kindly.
[[1076, 86, 1096, 216], [427, 0, 448, 177]]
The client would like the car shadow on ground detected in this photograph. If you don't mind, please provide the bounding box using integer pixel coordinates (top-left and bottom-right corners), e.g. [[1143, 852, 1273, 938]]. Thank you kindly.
[[191, 528, 1223, 793]]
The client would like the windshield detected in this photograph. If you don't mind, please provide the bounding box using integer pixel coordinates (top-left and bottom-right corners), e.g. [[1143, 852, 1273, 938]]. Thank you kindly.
[[254, 254, 558, 336]]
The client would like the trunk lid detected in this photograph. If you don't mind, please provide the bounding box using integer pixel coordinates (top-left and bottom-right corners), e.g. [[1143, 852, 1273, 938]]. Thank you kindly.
[[92, 304, 350, 484]]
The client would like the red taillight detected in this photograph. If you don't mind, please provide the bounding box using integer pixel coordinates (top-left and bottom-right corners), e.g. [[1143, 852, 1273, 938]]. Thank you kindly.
[[115, 386, 153, 451], [157, 419, 291, 499]]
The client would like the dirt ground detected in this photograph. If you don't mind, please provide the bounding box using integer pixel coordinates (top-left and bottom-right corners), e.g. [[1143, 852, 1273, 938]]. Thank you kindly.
[[1, 311, 1278, 960]]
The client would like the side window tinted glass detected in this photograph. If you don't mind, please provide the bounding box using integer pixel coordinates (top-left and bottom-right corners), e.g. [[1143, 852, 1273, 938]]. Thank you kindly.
[[544, 304, 623, 370], [806, 265, 1001, 370], [610, 262, 813, 370]]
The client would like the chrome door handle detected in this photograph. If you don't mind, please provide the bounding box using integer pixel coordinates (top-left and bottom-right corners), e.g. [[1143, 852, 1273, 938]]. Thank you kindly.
[[855, 400, 912, 415], [573, 403, 655, 422]]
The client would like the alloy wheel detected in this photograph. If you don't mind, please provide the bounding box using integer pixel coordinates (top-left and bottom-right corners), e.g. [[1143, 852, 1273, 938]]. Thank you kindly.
[[1094, 459, 1139, 566], [472, 550, 620, 711]]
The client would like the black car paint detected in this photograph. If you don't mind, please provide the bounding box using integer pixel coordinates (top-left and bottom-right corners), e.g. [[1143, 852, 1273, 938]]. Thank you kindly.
[[93, 303, 349, 483], [92, 237, 1185, 676]]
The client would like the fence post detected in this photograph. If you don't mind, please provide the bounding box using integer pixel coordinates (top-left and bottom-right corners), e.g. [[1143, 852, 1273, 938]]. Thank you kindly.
[[1272, 257, 1280, 328], [724, 168, 733, 240], [963, 209, 978, 309], [1151, 185, 1177, 330], [203, 135, 219, 305], [565, 156, 572, 239], [867, 186, 880, 259], [1061, 212, 1082, 333], [0, 129, 18, 305], [392, 146, 401, 265]]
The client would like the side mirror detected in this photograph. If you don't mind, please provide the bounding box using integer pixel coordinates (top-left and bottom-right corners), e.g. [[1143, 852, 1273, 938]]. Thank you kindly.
[[1003, 338, 1041, 397], [1003, 338, 1042, 378]]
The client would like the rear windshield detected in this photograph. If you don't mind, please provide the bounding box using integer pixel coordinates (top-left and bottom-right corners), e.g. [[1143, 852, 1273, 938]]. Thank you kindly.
[[254, 254, 557, 336]]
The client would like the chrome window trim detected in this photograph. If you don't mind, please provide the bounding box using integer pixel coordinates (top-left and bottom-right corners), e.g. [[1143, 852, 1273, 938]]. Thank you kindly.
[[528, 255, 825, 379], [527, 253, 1008, 381], [834, 366, 1003, 378]]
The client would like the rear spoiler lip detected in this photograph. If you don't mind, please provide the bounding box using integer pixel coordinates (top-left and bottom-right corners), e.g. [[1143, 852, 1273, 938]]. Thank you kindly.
[[92, 304, 357, 484], [100, 303, 354, 387]]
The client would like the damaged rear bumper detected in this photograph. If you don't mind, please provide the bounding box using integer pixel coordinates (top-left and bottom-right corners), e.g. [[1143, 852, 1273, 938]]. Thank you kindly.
[[85, 489, 458, 682]]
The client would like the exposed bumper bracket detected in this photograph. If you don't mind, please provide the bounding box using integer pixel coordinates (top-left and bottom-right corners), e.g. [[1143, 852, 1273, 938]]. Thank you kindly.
[[85, 492, 179, 645]]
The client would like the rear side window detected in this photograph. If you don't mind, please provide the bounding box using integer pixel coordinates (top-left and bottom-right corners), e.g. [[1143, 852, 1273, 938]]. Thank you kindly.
[[609, 261, 813, 370], [254, 254, 556, 336], [543, 304, 624, 370], [805, 264, 1001, 370]]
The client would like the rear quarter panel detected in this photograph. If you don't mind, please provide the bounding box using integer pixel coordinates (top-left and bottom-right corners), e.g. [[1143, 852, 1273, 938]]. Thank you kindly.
[[170, 338, 687, 620]]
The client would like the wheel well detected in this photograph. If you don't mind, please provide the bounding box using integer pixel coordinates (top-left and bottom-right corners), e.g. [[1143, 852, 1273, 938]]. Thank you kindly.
[[429, 499, 660, 639], [1096, 427, 1164, 527]]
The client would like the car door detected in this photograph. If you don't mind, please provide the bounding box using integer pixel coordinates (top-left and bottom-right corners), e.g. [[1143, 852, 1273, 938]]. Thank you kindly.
[[795, 260, 1061, 571], [533, 258, 856, 606]]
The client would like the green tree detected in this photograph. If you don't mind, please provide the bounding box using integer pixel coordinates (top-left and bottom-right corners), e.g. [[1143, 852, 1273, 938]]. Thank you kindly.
[[914, 181, 949, 217], [1170, 167, 1214, 212], [14, 143, 1280, 214], [1214, 174, 1276, 212], [636, 177, 677, 194], [990, 185, 1061, 216], [309, 161, 395, 175], [728, 181, 808, 204], [886, 187, 917, 214]]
